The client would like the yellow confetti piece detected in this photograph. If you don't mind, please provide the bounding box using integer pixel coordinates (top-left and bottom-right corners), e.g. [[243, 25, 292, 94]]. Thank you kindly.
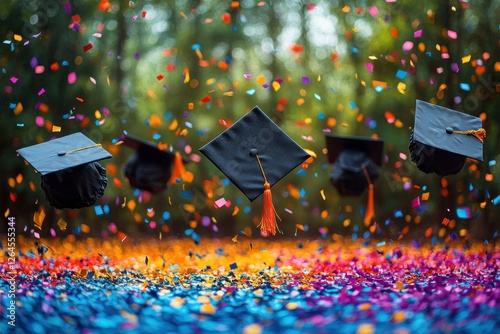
[[106, 75, 110, 86], [272, 81, 280, 91], [243, 324, 262, 334], [170, 296, 185, 308], [33, 208, 46, 230], [285, 302, 298, 310], [179, 11, 187, 19], [80, 224, 90, 233], [356, 324, 375, 334], [392, 311, 406, 322], [14, 34, 22, 41], [296, 98, 305, 106], [57, 218, 67, 231], [169, 118, 178, 130], [52, 125, 61, 132], [341, 122, 349, 127], [359, 303, 371, 311], [183, 67, 190, 83], [256, 75, 266, 85], [232, 235, 238, 243], [395, 281, 404, 291], [206, 78, 216, 85], [8, 178, 15, 188], [200, 303, 215, 314], [421, 192, 430, 201], [462, 55, 471, 63], [121, 197, 127, 208], [320, 189, 326, 200], [303, 148, 316, 158], [397, 82, 406, 95], [4, 209, 10, 218], [16, 173, 23, 184]]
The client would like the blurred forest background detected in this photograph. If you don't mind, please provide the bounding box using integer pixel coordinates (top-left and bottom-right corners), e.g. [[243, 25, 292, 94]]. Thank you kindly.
[[1, 0, 499, 242]]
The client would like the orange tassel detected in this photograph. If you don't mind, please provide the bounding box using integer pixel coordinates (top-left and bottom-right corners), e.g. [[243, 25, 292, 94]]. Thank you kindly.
[[363, 183, 374, 227], [258, 182, 281, 236], [169, 152, 186, 183]]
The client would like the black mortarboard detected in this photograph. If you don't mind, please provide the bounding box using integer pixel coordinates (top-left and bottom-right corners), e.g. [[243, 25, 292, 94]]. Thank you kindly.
[[16, 132, 111, 209], [199, 106, 310, 236], [200, 106, 310, 201], [409, 100, 485, 176], [326, 134, 384, 197], [120, 133, 188, 193]]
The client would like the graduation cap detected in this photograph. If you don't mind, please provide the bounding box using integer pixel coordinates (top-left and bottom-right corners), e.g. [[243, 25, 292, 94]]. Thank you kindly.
[[16, 132, 111, 209], [409, 100, 485, 176], [120, 133, 190, 193], [199, 106, 310, 236], [325, 134, 384, 226]]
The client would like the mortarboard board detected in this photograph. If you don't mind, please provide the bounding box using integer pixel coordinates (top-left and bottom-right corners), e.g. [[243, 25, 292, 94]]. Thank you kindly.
[[325, 134, 384, 226], [16, 132, 111, 209], [120, 133, 190, 193], [409, 100, 485, 176], [199, 106, 310, 236]]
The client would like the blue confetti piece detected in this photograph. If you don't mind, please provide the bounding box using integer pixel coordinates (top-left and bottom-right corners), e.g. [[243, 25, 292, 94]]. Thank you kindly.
[[94, 205, 104, 215], [351, 47, 358, 54], [456, 207, 471, 218], [152, 133, 161, 140], [330, 87, 336, 93], [396, 70, 407, 79], [460, 83, 471, 91], [352, 233, 358, 241], [164, 111, 173, 120], [9, 103, 16, 109], [363, 231, 370, 239], [317, 112, 325, 120], [314, 93, 321, 100], [377, 241, 386, 247], [179, 191, 193, 200], [394, 210, 403, 218], [62, 60, 69, 66], [348, 101, 357, 109], [243, 205, 251, 214], [489, 160, 496, 167], [163, 211, 171, 220], [229, 263, 238, 270], [191, 43, 201, 50], [374, 85, 384, 92], [469, 183, 473, 191], [222, 179, 230, 186], [246, 89, 256, 95], [493, 195, 500, 206], [103, 205, 110, 214], [296, 168, 306, 176], [145, 256, 149, 265], [299, 188, 306, 198]]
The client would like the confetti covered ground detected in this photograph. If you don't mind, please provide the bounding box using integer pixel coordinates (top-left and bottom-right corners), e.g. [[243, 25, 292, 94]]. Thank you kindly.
[[2, 237, 500, 334]]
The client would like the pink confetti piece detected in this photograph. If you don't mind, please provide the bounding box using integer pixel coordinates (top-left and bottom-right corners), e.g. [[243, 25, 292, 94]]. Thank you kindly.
[[10, 77, 18, 83], [244, 74, 252, 79], [285, 208, 293, 214], [447, 30, 457, 39], [90, 77, 96, 84], [365, 62, 374, 72], [37, 88, 45, 96], [68, 72, 77, 84], [414, 30, 422, 38], [368, 6, 379, 17], [412, 196, 421, 209], [132, 15, 138, 21], [35, 65, 45, 74], [402, 41, 413, 52], [214, 198, 227, 209], [35, 116, 44, 127], [93, 33, 102, 38]]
